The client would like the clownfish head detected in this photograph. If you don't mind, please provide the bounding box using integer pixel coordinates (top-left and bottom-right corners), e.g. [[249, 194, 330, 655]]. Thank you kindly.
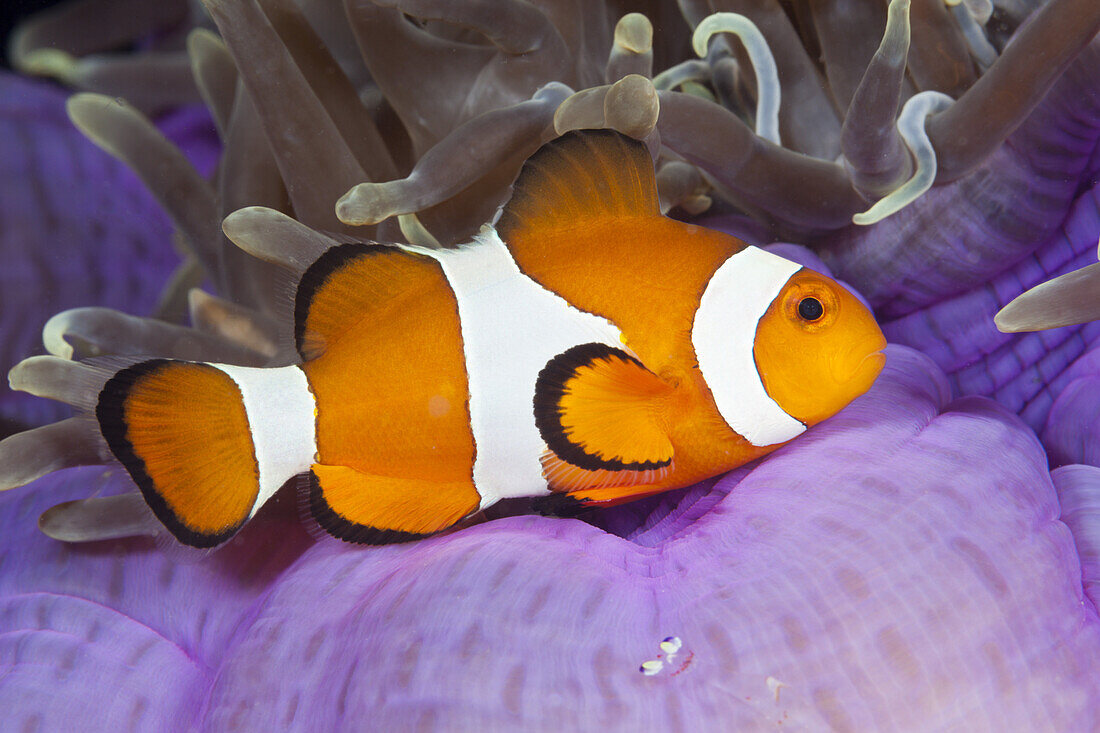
[[753, 268, 887, 427], [693, 245, 886, 447]]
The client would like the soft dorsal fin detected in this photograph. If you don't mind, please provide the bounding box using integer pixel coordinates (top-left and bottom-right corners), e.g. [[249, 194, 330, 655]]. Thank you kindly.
[[534, 342, 674, 477], [496, 129, 660, 244]]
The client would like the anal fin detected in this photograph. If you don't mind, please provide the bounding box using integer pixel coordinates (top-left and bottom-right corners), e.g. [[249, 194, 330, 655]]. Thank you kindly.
[[566, 484, 671, 507], [535, 483, 670, 516], [308, 464, 480, 544]]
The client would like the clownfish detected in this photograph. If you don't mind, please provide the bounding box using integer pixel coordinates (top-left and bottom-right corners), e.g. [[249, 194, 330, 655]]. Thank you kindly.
[[87, 130, 885, 547]]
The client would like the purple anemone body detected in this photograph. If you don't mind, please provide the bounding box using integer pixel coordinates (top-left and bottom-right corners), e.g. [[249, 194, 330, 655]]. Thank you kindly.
[[4, 347, 1100, 730]]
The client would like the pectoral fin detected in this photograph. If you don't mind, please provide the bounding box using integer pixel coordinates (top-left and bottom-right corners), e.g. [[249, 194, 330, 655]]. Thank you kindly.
[[534, 343, 674, 484]]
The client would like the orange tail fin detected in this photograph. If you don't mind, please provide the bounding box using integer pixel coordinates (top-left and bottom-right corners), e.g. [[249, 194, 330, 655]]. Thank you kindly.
[[96, 359, 315, 547]]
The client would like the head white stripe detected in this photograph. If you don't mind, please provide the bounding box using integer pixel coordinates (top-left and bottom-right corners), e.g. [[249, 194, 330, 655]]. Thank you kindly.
[[207, 363, 317, 517], [692, 246, 806, 446]]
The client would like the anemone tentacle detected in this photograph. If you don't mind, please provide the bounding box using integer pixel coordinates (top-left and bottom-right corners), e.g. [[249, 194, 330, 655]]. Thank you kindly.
[[818, 38, 1100, 315], [841, 0, 914, 200]]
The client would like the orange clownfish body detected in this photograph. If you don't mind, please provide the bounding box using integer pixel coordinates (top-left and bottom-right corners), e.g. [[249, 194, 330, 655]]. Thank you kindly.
[[94, 130, 886, 547]]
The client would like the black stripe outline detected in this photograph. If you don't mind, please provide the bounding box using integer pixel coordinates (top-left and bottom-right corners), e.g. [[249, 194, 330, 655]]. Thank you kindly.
[[293, 242, 379, 359]]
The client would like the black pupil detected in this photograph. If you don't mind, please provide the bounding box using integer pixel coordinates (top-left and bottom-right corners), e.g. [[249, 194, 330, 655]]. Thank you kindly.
[[798, 297, 824, 321]]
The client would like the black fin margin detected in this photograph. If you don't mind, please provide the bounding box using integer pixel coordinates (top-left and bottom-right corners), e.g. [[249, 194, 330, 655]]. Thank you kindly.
[[533, 342, 672, 473], [532, 492, 590, 517], [307, 470, 431, 545], [95, 359, 242, 549], [293, 242, 377, 359]]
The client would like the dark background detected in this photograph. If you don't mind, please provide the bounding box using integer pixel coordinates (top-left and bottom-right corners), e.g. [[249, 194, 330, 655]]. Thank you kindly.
[[1, 0, 66, 69]]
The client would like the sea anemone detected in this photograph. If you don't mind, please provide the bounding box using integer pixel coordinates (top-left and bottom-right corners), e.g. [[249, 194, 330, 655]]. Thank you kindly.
[[3, 0, 1100, 728]]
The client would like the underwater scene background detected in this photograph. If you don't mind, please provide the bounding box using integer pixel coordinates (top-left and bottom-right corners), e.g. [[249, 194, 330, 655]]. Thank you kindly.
[[2, 0, 1100, 729]]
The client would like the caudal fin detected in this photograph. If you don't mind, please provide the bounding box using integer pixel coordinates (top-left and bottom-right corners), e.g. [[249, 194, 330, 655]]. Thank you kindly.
[[96, 359, 291, 547]]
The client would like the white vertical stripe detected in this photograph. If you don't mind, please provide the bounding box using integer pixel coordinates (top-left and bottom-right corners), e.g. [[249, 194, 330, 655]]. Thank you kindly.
[[208, 363, 317, 517], [402, 227, 625, 508], [691, 246, 806, 446]]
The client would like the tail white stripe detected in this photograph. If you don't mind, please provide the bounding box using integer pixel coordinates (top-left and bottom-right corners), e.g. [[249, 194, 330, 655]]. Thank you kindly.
[[208, 363, 317, 517]]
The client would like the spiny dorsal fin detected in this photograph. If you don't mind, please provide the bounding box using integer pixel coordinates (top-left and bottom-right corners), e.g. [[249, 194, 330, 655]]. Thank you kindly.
[[496, 129, 660, 244], [534, 343, 674, 477], [294, 243, 439, 361]]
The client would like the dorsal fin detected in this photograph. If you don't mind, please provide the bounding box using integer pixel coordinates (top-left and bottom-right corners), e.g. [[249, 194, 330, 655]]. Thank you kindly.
[[496, 129, 660, 244], [294, 243, 441, 361]]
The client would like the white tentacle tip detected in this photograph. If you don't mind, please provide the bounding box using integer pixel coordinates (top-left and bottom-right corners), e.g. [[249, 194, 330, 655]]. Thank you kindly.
[[42, 311, 77, 359], [690, 13, 781, 145], [852, 91, 954, 225]]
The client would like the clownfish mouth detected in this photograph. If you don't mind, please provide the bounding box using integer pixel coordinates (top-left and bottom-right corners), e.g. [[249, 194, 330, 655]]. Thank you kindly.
[[832, 338, 888, 388], [852, 350, 887, 387]]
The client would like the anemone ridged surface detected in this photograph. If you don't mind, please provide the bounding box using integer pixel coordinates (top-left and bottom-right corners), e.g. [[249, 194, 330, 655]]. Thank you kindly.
[[811, 38, 1100, 436], [3, 347, 1100, 730], [882, 179, 1100, 432]]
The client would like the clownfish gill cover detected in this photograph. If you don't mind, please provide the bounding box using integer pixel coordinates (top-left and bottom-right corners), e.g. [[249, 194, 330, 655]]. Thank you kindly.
[[5, 130, 885, 547]]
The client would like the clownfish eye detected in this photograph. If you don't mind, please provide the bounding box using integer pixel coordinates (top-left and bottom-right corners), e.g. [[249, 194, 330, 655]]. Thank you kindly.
[[797, 297, 824, 321]]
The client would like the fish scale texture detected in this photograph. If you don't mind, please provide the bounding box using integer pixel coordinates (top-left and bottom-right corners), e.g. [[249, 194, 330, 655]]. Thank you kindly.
[[4, 346, 1100, 730]]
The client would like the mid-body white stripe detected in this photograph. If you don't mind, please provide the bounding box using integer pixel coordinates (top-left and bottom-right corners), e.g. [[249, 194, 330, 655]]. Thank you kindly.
[[691, 246, 806, 446], [207, 363, 317, 517], [403, 227, 624, 508]]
